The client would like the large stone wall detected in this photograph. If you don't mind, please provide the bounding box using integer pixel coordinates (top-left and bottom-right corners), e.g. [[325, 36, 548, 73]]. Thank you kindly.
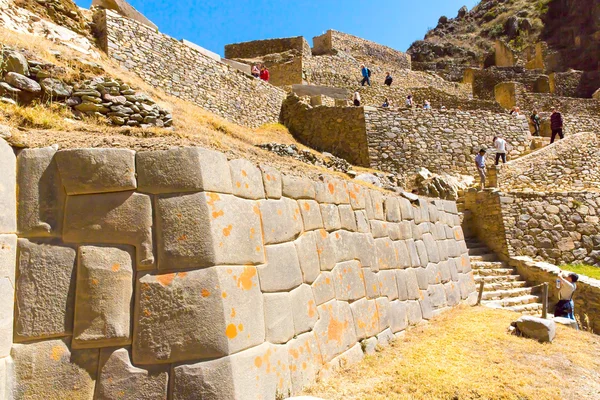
[[498, 132, 600, 191], [464, 190, 600, 267], [93, 10, 286, 128], [225, 36, 312, 59], [364, 108, 531, 176], [472, 67, 548, 100], [0, 138, 476, 399], [280, 95, 370, 167]]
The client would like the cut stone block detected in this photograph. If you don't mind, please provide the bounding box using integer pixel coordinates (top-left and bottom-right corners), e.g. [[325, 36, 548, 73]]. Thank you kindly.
[[415, 240, 429, 267], [438, 260, 452, 283], [55, 148, 136, 195], [314, 181, 335, 204], [395, 270, 409, 301], [11, 339, 98, 399], [287, 332, 323, 395], [398, 197, 414, 221], [264, 293, 294, 344], [0, 356, 14, 400], [96, 348, 168, 400], [282, 175, 316, 199], [294, 231, 321, 284], [330, 229, 355, 263], [0, 234, 16, 287], [325, 343, 363, 374], [63, 191, 154, 267], [73, 246, 134, 349], [459, 272, 477, 299], [0, 139, 16, 233], [351, 232, 377, 270], [338, 205, 357, 231], [384, 197, 401, 222], [133, 266, 264, 364], [448, 258, 460, 282], [406, 300, 423, 325], [17, 147, 65, 237], [15, 239, 76, 342], [444, 281, 461, 306], [362, 267, 380, 299], [331, 260, 365, 301], [318, 178, 349, 205], [370, 220, 388, 238], [172, 342, 291, 400], [516, 316, 556, 343], [0, 277, 13, 357], [427, 284, 447, 309], [320, 204, 341, 231], [375, 297, 390, 332], [375, 238, 398, 270], [378, 270, 398, 300], [377, 328, 395, 347], [297, 200, 324, 231], [426, 263, 441, 286], [313, 300, 357, 362], [315, 229, 336, 271], [291, 284, 319, 335], [404, 268, 421, 300], [259, 197, 303, 244], [350, 298, 379, 340], [229, 159, 265, 199], [136, 147, 233, 194], [406, 239, 421, 268], [259, 242, 303, 292], [311, 271, 335, 305], [437, 240, 449, 262], [369, 190, 385, 220], [259, 164, 282, 199], [348, 182, 367, 210], [354, 210, 370, 233], [156, 192, 264, 269], [395, 240, 411, 269], [389, 300, 408, 333], [419, 290, 434, 320]]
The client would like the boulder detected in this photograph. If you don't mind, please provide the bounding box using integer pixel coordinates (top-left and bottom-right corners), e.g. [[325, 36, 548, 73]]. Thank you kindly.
[[40, 78, 73, 98], [4, 72, 41, 93], [3, 50, 29, 75], [593, 88, 600, 100], [457, 5, 468, 18], [553, 317, 578, 330], [515, 316, 556, 343], [505, 16, 520, 38], [92, 0, 158, 30]]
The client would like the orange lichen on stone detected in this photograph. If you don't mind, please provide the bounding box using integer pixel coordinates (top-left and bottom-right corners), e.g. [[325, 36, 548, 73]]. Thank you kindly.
[[238, 324, 244, 332], [277, 209, 283, 216], [223, 225, 233, 237], [303, 202, 311, 211], [241, 170, 248, 177], [327, 313, 348, 345], [207, 193, 221, 207], [111, 263, 120, 272], [328, 183, 335, 194], [143, 309, 151, 317], [231, 308, 236, 317], [201, 289, 211, 298], [212, 210, 224, 219], [156, 273, 177, 287], [178, 234, 187, 241], [255, 356, 263, 368], [308, 299, 316, 318], [254, 205, 261, 215], [225, 324, 238, 339], [222, 292, 228, 298], [91, 278, 99, 285], [320, 229, 327, 239], [236, 266, 257, 290], [236, 182, 241, 188], [50, 345, 65, 361], [250, 227, 256, 239]]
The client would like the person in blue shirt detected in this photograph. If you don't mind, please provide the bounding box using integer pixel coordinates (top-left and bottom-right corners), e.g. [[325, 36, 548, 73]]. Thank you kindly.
[[475, 148, 487, 190], [360, 64, 371, 86]]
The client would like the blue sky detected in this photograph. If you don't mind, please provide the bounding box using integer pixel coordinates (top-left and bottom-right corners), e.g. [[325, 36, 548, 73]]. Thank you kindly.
[[75, 0, 479, 56]]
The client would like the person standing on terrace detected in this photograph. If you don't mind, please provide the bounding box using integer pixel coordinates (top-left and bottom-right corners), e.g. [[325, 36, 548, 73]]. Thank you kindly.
[[493, 136, 507, 165], [360, 64, 371, 86], [550, 107, 564, 143], [251, 65, 260, 78], [384, 72, 393, 86], [353, 91, 361, 106], [530, 110, 541, 136], [475, 148, 487, 190], [259, 65, 270, 82]]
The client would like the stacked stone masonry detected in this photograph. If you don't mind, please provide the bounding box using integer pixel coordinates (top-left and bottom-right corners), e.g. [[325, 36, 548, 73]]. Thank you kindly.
[[94, 10, 286, 128], [0, 138, 476, 399]]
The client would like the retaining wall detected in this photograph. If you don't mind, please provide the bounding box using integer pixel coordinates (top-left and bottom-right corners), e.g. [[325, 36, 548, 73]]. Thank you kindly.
[[93, 10, 286, 128], [0, 138, 476, 399], [464, 190, 600, 267], [225, 36, 312, 59]]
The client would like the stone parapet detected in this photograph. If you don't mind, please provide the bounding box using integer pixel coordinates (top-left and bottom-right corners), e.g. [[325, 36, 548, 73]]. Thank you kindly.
[[0, 137, 476, 399], [94, 9, 286, 128], [225, 36, 312, 59]]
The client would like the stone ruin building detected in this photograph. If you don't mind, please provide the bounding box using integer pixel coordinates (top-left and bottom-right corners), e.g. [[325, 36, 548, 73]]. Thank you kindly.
[[0, 0, 599, 399]]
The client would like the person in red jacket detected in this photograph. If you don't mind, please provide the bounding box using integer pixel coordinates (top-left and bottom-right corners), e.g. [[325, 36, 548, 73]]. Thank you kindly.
[[259, 65, 270, 82]]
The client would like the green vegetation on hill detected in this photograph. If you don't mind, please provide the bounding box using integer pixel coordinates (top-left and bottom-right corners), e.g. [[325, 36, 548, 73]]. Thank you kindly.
[[561, 264, 600, 280]]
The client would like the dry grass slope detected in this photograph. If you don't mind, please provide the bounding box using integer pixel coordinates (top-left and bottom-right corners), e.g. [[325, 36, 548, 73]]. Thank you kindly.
[[304, 306, 600, 400]]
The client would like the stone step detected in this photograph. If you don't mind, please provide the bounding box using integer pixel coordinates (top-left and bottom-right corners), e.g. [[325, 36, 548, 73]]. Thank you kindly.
[[482, 287, 535, 301], [475, 274, 523, 284], [468, 247, 492, 256], [483, 281, 528, 291], [469, 254, 500, 262], [506, 302, 545, 315], [471, 261, 509, 269], [483, 294, 540, 308], [474, 267, 516, 277]]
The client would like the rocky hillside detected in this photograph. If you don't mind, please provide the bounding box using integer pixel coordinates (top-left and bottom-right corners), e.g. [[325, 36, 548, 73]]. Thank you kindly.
[[408, 0, 599, 74]]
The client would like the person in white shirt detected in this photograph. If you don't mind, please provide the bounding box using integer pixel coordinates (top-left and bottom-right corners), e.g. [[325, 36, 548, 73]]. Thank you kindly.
[[493, 136, 507, 165], [474, 148, 486, 190], [406, 95, 413, 107], [555, 270, 579, 323], [353, 91, 361, 107]]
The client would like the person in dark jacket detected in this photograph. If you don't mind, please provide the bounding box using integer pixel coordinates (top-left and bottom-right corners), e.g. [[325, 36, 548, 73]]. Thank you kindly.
[[550, 107, 564, 143], [384, 72, 393, 86]]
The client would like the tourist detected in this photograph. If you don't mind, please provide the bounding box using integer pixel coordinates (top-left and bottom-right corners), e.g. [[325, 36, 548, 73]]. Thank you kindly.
[[259, 65, 270, 82], [493, 136, 507, 165], [509, 106, 520, 116], [251, 65, 260, 78], [406, 95, 413, 107], [530, 110, 541, 136], [550, 107, 564, 143], [384, 72, 393, 86], [554, 270, 579, 323], [423, 100, 431, 110], [360, 64, 371, 86], [382, 98, 389, 108], [475, 148, 487, 190], [353, 91, 361, 107]]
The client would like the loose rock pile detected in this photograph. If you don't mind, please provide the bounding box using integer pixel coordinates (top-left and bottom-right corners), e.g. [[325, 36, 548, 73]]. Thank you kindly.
[[70, 77, 172, 127], [258, 143, 351, 172], [0, 45, 171, 128]]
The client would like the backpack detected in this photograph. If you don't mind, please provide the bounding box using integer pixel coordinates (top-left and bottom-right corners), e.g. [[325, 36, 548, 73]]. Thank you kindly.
[[367, 68, 372, 77]]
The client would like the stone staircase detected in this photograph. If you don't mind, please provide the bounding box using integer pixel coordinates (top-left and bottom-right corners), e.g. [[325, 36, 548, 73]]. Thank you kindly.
[[467, 238, 544, 315]]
